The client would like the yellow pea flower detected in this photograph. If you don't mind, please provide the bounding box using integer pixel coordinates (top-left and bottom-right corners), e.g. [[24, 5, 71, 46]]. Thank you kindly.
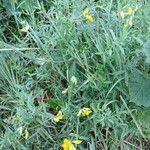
[[77, 107, 92, 117], [86, 15, 94, 23], [83, 8, 89, 17], [83, 8, 94, 23], [126, 7, 134, 16], [117, 7, 134, 19], [73, 140, 82, 145], [62, 139, 76, 150], [54, 111, 63, 122]]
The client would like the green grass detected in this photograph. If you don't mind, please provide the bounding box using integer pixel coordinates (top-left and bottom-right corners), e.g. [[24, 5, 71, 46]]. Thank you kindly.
[[0, 0, 150, 149]]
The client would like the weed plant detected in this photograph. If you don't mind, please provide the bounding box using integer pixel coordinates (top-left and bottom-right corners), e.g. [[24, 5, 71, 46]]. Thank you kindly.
[[0, 0, 150, 149]]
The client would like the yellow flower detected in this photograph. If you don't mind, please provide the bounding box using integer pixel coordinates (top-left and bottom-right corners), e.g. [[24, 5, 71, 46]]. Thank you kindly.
[[77, 107, 92, 117], [117, 7, 134, 19], [126, 7, 134, 16], [73, 140, 82, 145], [62, 88, 68, 94], [62, 139, 76, 150], [83, 8, 89, 17], [70, 76, 77, 85], [83, 8, 94, 23], [54, 111, 63, 122], [86, 15, 94, 23]]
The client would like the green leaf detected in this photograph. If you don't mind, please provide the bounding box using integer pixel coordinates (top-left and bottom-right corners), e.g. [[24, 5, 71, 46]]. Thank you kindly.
[[48, 99, 64, 110], [129, 71, 150, 107], [143, 40, 150, 63]]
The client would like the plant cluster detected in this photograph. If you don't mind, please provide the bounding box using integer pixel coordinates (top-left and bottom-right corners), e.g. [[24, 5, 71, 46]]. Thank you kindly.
[[0, 0, 150, 149]]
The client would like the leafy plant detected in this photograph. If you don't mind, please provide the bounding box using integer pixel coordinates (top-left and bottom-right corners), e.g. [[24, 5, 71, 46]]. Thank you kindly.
[[0, 0, 150, 149]]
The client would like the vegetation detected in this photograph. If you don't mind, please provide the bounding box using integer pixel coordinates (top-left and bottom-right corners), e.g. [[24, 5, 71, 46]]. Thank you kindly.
[[0, 0, 150, 149]]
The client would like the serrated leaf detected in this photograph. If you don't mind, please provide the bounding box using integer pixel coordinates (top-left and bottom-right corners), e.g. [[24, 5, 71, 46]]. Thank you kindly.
[[129, 71, 150, 107], [143, 40, 150, 63]]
